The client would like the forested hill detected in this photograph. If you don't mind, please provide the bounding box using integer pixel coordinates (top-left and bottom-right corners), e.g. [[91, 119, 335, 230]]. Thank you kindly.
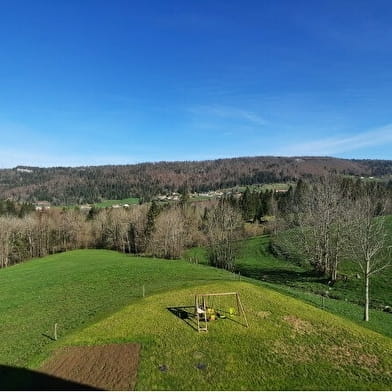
[[0, 156, 391, 205]]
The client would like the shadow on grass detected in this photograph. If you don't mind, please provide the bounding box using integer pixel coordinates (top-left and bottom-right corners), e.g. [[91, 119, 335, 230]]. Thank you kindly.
[[41, 333, 56, 341], [167, 306, 198, 331], [236, 265, 326, 285], [0, 364, 98, 391], [167, 306, 248, 330]]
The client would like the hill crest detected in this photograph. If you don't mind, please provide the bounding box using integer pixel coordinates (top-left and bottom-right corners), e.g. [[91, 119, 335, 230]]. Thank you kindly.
[[1, 155, 391, 204]]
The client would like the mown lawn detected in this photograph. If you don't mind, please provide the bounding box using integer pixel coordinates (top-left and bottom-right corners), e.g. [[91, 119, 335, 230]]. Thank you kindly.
[[56, 282, 392, 390], [0, 250, 233, 369]]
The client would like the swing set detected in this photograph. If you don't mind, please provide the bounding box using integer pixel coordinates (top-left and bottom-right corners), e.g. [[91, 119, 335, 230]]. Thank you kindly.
[[194, 292, 249, 332]]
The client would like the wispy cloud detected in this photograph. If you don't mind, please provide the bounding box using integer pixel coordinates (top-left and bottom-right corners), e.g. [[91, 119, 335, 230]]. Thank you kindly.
[[189, 104, 267, 127], [278, 124, 392, 156]]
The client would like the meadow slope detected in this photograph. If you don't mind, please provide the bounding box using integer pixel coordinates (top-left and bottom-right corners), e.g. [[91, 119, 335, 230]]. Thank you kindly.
[[0, 249, 233, 368], [53, 282, 392, 390], [1, 249, 391, 390], [185, 234, 392, 338]]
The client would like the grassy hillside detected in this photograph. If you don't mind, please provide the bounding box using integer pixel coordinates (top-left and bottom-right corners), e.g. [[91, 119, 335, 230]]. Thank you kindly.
[[185, 234, 392, 338], [237, 235, 392, 306], [49, 282, 392, 390], [1, 248, 391, 390], [0, 250, 233, 368]]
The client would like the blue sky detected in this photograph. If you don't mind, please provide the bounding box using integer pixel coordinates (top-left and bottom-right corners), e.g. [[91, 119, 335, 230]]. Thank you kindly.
[[0, 0, 391, 167]]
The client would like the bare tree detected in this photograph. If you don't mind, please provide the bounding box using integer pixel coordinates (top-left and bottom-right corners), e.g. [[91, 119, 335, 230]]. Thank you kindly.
[[205, 202, 243, 271], [127, 204, 148, 253], [0, 217, 13, 268], [275, 176, 351, 280], [23, 215, 39, 259], [147, 206, 186, 259], [347, 194, 391, 321]]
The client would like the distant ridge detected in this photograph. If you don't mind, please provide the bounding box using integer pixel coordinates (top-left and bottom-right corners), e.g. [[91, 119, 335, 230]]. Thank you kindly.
[[1, 156, 391, 205]]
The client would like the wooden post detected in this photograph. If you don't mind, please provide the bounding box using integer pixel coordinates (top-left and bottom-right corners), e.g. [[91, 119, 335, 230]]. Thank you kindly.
[[237, 294, 249, 328], [142, 285, 145, 298], [196, 296, 199, 330], [236, 293, 241, 316], [54, 323, 58, 341]]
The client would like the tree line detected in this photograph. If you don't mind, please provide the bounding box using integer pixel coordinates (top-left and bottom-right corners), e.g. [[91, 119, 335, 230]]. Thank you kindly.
[[0, 199, 243, 271], [1, 156, 391, 205], [270, 177, 392, 321], [1, 176, 391, 321]]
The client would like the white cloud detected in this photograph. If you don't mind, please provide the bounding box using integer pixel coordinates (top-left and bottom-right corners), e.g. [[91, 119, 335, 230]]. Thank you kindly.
[[278, 124, 392, 156]]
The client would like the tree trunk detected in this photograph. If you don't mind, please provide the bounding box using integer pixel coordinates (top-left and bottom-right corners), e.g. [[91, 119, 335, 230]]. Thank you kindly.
[[364, 266, 370, 322], [331, 267, 337, 282]]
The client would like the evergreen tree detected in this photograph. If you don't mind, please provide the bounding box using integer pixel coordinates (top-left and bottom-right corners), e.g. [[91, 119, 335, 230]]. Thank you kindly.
[[145, 201, 161, 239]]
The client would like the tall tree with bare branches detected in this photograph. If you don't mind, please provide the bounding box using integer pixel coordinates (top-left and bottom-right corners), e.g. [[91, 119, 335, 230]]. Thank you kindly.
[[347, 193, 391, 321], [204, 201, 243, 271], [274, 176, 351, 280]]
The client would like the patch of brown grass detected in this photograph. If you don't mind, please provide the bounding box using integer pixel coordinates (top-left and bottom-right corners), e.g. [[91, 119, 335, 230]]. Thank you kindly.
[[256, 311, 271, 319], [271, 341, 313, 363], [282, 315, 314, 334], [323, 343, 380, 371]]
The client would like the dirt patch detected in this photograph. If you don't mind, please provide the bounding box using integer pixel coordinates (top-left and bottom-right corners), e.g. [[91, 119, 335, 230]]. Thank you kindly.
[[282, 315, 314, 334], [40, 343, 141, 390]]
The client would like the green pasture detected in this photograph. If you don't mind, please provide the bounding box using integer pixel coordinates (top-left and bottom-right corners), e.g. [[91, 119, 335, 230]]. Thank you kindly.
[[184, 234, 392, 338], [0, 250, 232, 369], [56, 282, 392, 390], [93, 197, 139, 208]]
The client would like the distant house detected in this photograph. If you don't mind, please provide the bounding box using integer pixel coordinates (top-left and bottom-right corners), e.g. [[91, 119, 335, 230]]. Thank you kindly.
[[35, 201, 51, 211], [16, 168, 33, 173]]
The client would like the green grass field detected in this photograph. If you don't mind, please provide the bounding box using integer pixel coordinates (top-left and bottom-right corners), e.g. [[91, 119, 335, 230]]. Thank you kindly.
[[1, 239, 392, 389], [93, 197, 139, 208], [50, 282, 392, 390], [184, 234, 392, 338], [0, 250, 232, 369], [220, 182, 294, 194], [58, 197, 140, 209]]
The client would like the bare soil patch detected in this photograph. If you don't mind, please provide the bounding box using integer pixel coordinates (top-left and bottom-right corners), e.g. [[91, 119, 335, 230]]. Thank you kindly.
[[40, 343, 140, 390]]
